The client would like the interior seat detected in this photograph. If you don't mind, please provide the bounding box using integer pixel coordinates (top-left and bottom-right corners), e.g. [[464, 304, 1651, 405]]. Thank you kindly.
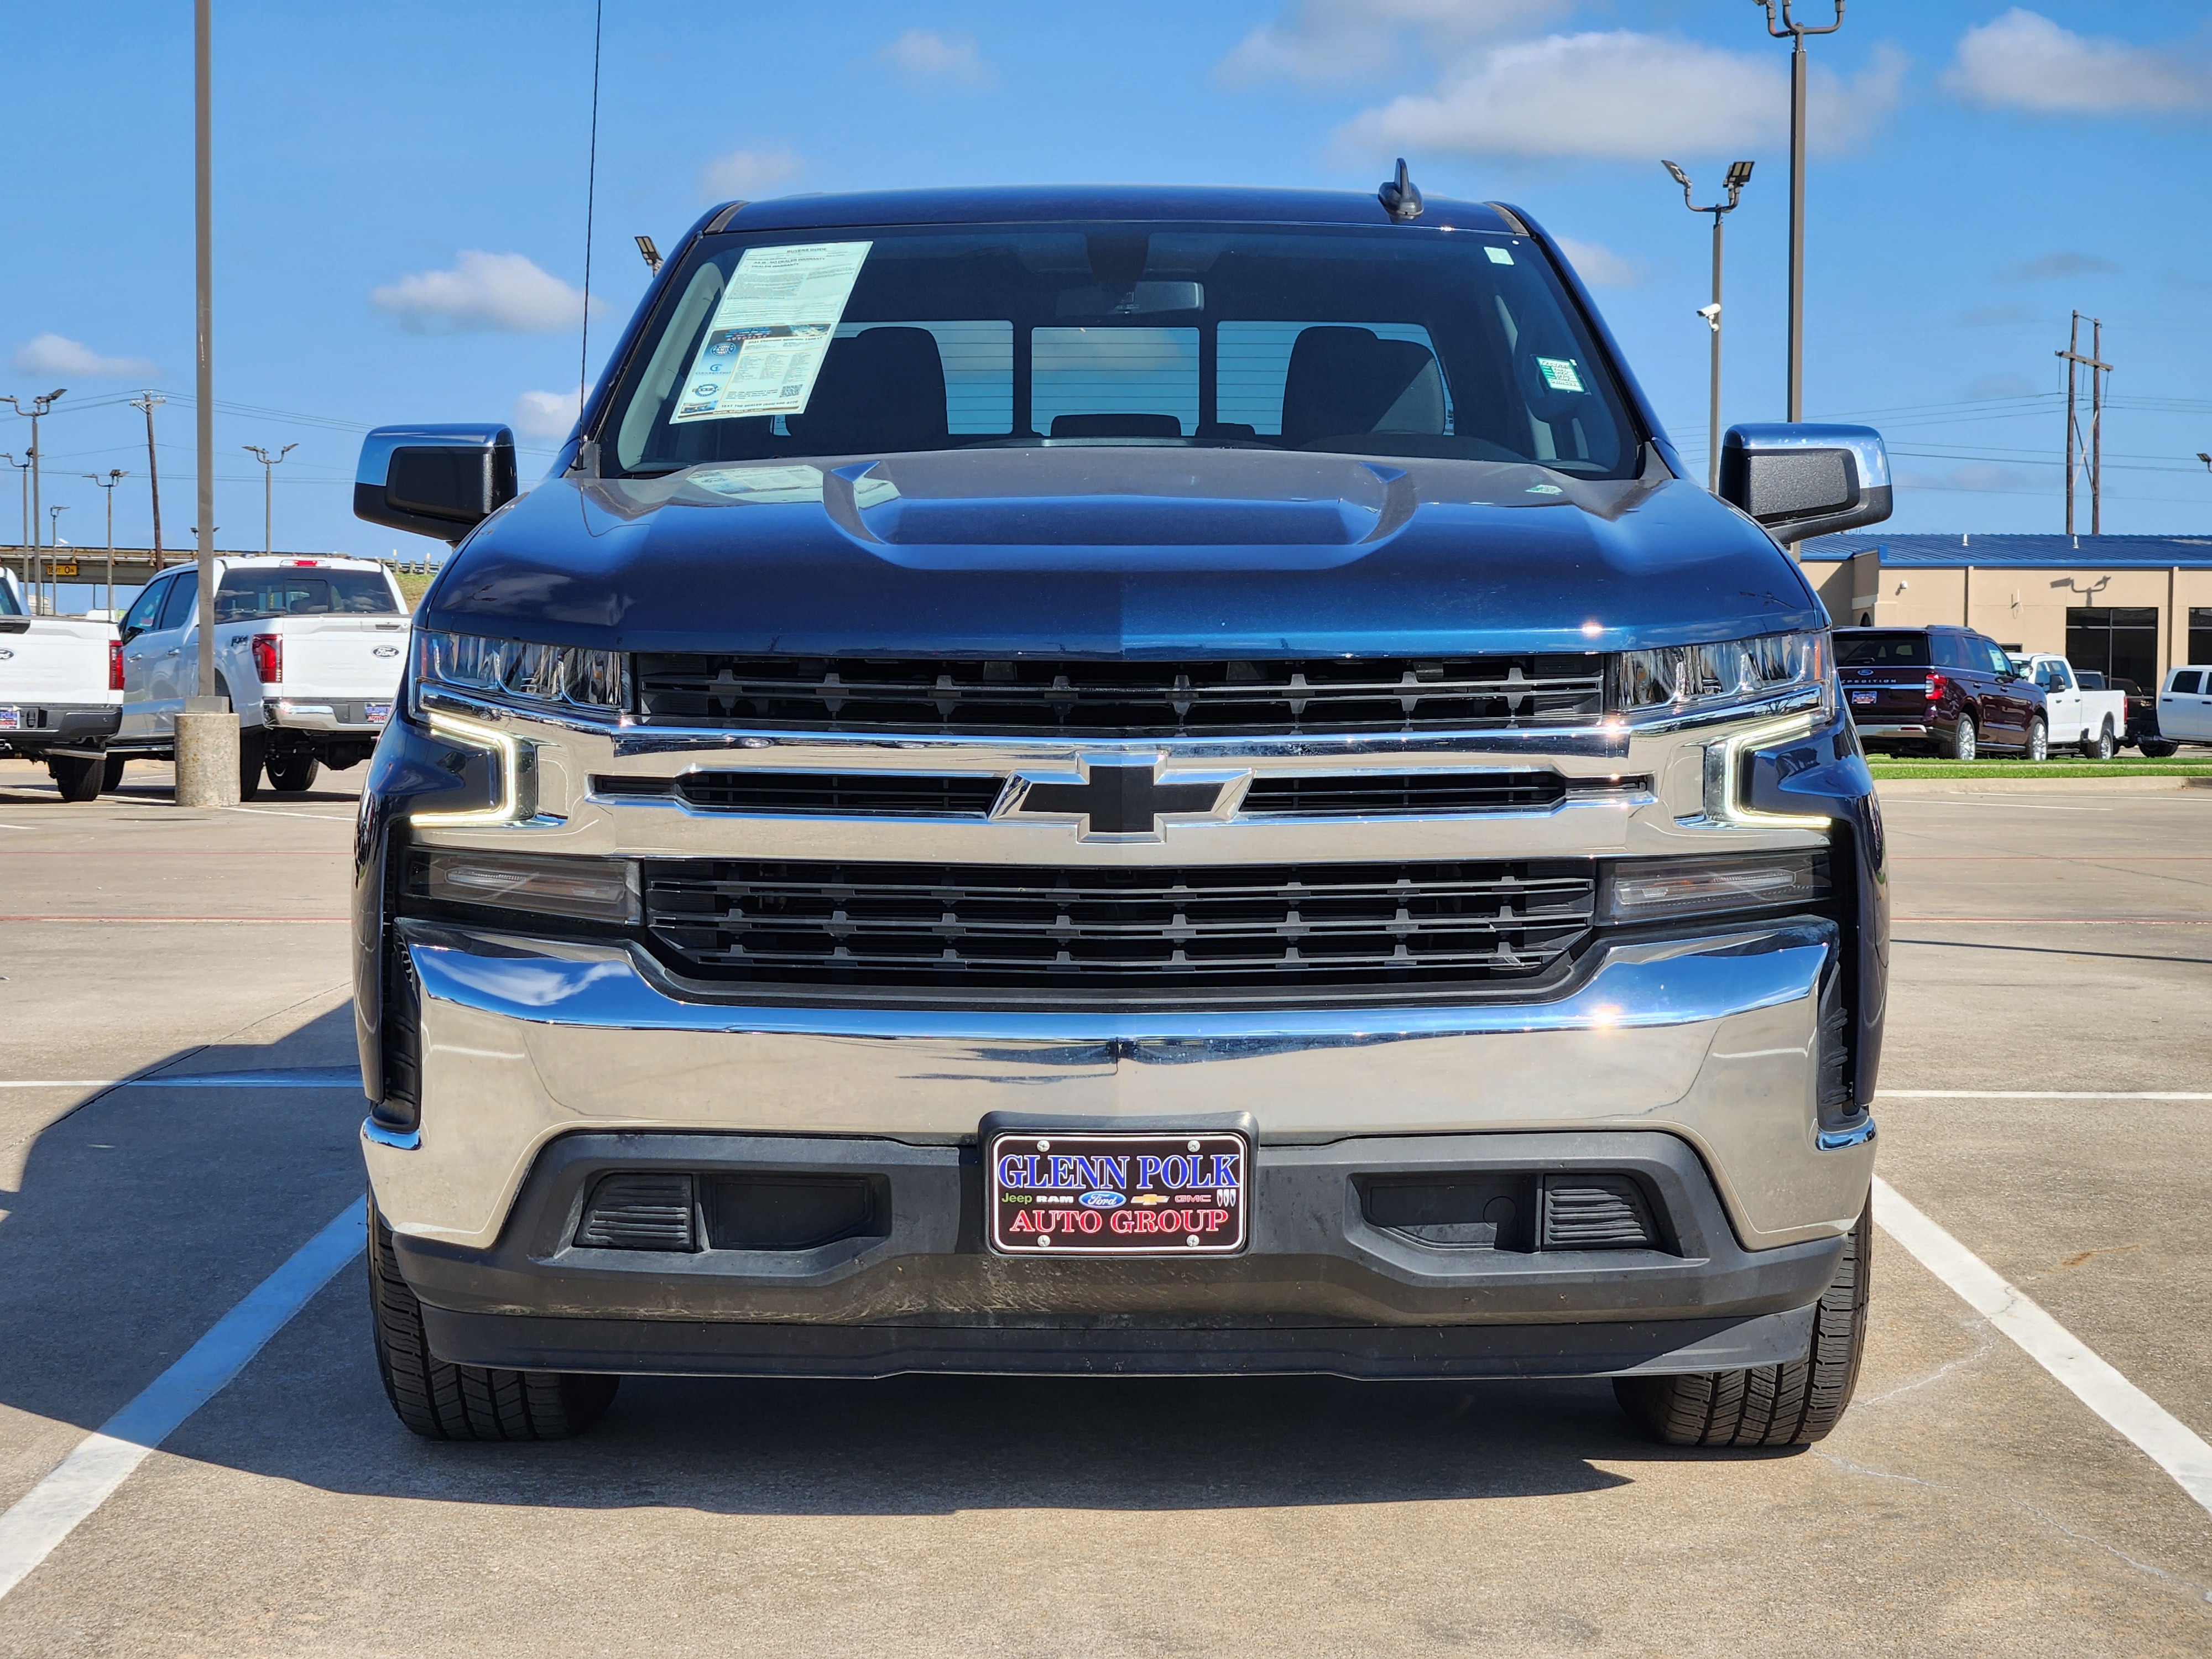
[[786, 327, 949, 454], [1279, 327, 1446, 449]]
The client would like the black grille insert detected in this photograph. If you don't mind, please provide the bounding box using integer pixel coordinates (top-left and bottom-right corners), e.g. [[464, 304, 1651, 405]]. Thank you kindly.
[[641, 857, 1597, 993], [597, 771, 1003, 817], [1241, 771, 1566, 816], [632, 654, 1608, 735], [1539, 1175, 1658, 1250], [703, 1174, 886, 1251]]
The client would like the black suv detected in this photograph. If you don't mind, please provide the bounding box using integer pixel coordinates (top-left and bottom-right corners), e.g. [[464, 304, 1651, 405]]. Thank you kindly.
[[1837, 625, 2049, 760]]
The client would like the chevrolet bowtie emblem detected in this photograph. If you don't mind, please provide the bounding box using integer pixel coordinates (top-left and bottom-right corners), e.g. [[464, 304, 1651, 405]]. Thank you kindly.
[[1011, 761, 1238, 840]]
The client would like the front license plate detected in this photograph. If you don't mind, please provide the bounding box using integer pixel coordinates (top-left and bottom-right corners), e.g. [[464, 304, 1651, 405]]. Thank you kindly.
[[0, 708, 18, 731], [988, 1129, 1249, 1255], [363, 701, 392, 724], [1850, 690, 1877, 706]]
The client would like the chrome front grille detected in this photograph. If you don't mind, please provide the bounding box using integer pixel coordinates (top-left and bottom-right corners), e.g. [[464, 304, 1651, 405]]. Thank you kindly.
[[631, 654, 1608, 736], [641, 858, 1598, 995]]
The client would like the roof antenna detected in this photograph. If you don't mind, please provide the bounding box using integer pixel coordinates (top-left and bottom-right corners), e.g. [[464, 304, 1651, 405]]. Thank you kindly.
[[1378, 157, 1423, 222]]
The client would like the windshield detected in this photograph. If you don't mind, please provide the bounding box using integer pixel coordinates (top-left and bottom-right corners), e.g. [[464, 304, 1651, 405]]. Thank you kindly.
[[0, 575, 20, 617], [216, 569, 398, 620], [602, 221, 1639, 478]]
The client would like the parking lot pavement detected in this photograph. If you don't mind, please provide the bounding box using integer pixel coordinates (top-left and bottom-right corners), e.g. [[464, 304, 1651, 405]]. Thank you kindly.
[[0, 770, 2206, 1654]]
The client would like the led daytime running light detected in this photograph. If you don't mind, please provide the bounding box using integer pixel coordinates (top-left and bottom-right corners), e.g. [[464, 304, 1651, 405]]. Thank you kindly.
[[412, 710, 536, 827]]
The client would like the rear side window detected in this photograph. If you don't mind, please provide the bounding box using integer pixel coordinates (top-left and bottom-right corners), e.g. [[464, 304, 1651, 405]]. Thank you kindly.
[[157, 571, 199, 631], [2174, 670, 2205, 695], [1836, 632, 1928, 667], [216, 570, 399, 620]]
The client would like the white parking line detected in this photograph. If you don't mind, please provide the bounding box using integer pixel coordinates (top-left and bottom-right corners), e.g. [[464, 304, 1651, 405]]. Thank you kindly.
[[1873, 1177, 2212, 1520], [0, 1199, 364, 1603], [1881, 1090, 2212, 1101]]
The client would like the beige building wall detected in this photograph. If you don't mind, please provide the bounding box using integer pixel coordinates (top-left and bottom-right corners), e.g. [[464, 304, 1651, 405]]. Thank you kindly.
[[1808, 560, 2212, 679]]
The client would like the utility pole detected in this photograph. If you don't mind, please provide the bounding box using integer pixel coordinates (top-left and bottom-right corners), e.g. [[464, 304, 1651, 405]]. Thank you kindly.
[[176, 0, 240, 806], [1662, 159, 1755, 492], [85, 468, 126, 614], [130, 392, 167, 570], [1756, 2, 1845, 422], [2056, 311, 2112, 537], [242, 442, 295, 552]]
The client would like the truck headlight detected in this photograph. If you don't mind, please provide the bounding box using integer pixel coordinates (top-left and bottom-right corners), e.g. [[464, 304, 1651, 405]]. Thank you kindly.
[[415, 629, 629, 713], [1602, 852, 1829, 922], [1612, 630, 1828, 718]]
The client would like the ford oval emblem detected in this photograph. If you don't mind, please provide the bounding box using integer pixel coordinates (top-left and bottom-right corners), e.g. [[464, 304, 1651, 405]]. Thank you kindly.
[[373, 644, 401, 657], [1078, 1190, 1125, 1209]]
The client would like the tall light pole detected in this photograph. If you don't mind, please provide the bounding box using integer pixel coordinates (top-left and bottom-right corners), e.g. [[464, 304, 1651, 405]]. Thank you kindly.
[[1662, 159, 1755, 493], [1756, 1, 1845, 422], [242, 442, 295, 552], [175, 0, 239, 806], [2, 389, 67, 571], [1, 451, 27, 548], [46, 506, 69, 613], [86, 468, 127, 614]]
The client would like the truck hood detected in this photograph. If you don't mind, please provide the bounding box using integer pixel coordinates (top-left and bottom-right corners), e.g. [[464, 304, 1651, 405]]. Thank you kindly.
[[421, 447, 1822, 656]]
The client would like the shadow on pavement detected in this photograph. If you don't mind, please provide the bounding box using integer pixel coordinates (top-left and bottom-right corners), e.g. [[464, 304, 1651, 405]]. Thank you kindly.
[[1, 1001, 1780, 1517]]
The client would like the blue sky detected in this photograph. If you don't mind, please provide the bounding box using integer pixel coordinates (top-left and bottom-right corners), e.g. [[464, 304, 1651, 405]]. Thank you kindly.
[[6, 0, 2211, 563]]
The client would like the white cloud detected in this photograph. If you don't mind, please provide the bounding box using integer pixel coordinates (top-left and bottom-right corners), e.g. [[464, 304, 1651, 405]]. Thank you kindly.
[[1339, 31, 1905, 160], [1944, 8, 2212, 114], [1217, 0, 1568, 87], [369, 251, 593, 334], [878, 28, 994, 89], [698, 147, 804, 200], [1553, 235, 1640, 288], [510, 388, 582, 444], [11, 332, 158, 378]]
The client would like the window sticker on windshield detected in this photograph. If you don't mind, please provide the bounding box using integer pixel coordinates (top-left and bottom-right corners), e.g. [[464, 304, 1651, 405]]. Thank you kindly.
[[1484, 245, 1515, 265], [670, 242, 873, 425], [1536, 357, 1584, 393]]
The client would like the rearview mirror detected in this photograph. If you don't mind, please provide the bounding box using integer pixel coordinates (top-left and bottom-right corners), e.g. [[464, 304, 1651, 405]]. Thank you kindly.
[[1718, 423, 1892, 544], [354, 424, 518, 544]]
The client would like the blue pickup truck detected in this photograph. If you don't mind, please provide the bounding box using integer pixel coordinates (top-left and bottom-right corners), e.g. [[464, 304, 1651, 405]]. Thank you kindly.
[[349, 179, 1892, 1449]]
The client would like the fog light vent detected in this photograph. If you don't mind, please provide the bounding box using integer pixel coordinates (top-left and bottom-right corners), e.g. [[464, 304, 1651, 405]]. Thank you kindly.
[[577, 1173, 697, 1250], [1540, 1175, 1656, 1250]]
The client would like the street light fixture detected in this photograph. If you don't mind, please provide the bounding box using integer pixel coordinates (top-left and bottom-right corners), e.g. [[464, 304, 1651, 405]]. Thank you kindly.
[[85, 468, 128, 614], [1662, 158, 1755, 493], [242, 442, 297, 553], [1755, 2, 1845, 423], [2, 388, 67, 588]]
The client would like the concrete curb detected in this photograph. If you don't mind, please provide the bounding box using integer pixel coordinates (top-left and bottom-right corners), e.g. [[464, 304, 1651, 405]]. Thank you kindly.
[[1874, 774, 2212, 796]]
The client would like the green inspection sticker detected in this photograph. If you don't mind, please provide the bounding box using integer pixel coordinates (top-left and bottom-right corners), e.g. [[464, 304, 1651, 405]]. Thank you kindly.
[[1536, 357, 1584, 393]]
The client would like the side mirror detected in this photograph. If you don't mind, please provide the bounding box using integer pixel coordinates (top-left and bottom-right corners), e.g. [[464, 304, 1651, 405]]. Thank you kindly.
[[1718, 423, 1892, 543], [354, 425, 518, 545]]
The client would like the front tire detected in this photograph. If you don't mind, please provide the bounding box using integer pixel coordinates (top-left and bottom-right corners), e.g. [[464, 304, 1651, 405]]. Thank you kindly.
[[2141, 739, 2178, 758], [49, 755, 103, 802], [1614, 1203, 1870, 1448], [2025, 716, 2048, 761], [368, 1197, 618, 1440], [1944, 714, 1978, 762]]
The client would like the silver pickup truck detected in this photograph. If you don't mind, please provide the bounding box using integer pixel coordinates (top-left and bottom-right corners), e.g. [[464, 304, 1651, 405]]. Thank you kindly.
[[0, 569, 121, 800]]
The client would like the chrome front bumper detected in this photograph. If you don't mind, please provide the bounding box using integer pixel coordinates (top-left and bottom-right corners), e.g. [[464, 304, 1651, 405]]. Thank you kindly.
[[364, 917, 1873, 1256]]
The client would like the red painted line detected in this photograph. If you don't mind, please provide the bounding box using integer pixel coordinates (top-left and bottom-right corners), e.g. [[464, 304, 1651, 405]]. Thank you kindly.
[[0, 915, 348, 924], [1893, 917, 2212, 925]]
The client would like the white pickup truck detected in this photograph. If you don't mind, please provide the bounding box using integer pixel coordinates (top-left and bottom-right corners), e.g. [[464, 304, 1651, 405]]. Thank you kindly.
[[2010, 652, 2129, 759], [0, 569, 122, 801], [2155, 665, 2212, 748], [108, 555, 409, 797]]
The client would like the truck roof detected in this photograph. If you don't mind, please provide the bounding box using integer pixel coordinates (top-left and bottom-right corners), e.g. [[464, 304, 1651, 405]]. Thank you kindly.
[[215, 555, 390, 572], [707, 184, 1522, 237]]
